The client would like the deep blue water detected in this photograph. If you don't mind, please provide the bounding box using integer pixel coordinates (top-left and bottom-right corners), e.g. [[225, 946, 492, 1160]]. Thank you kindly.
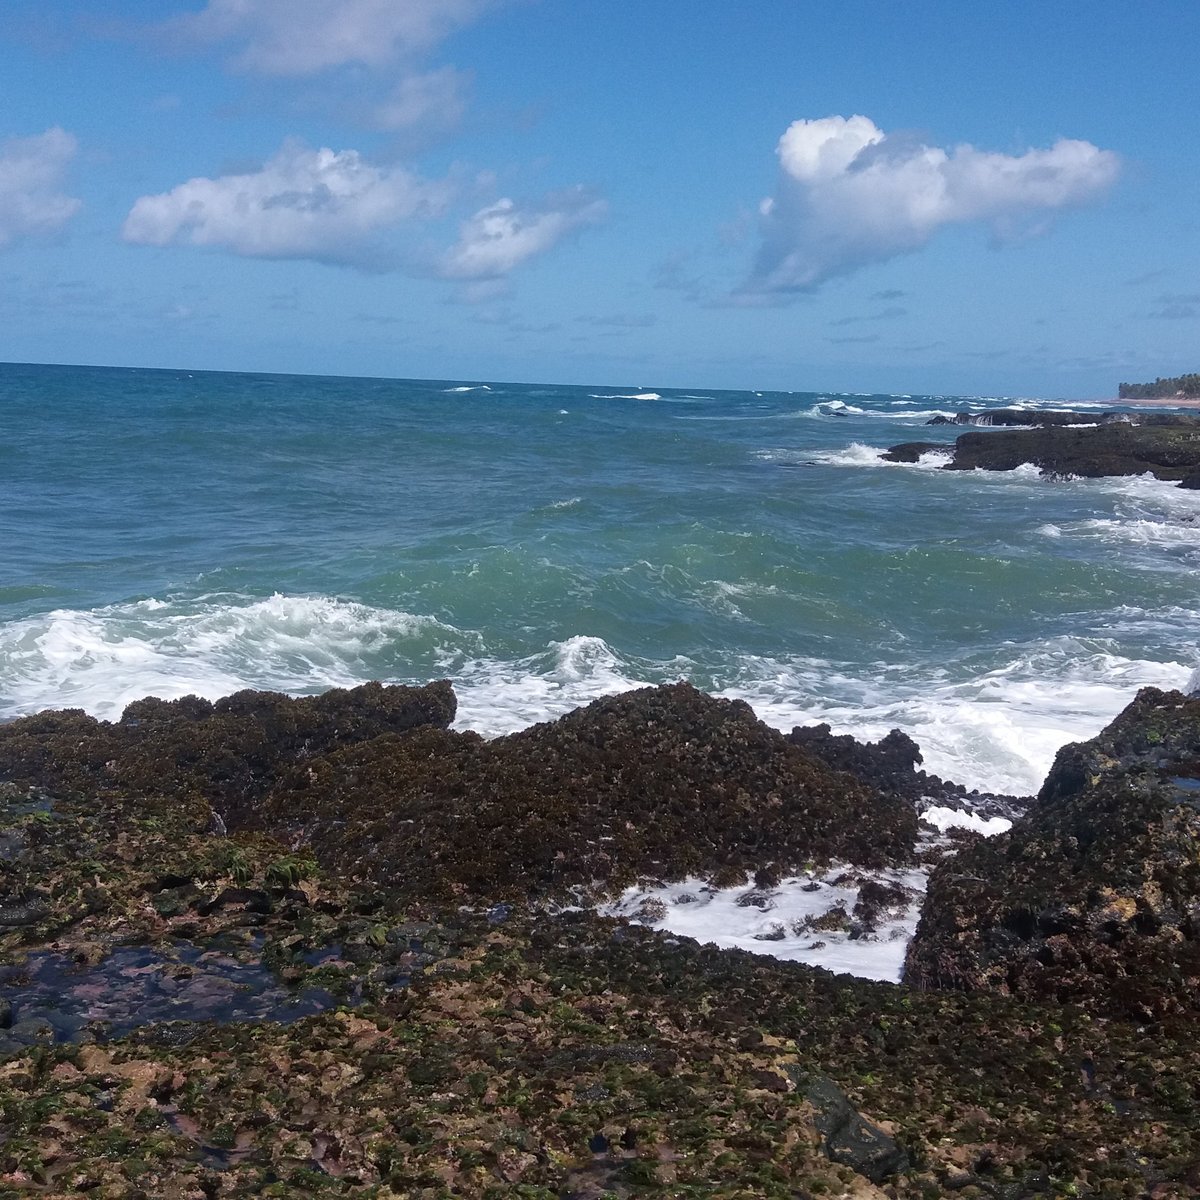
[[2, 361, 1197, 793]]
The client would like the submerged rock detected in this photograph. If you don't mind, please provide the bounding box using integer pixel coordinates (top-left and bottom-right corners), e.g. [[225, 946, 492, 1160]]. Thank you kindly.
[[906, 687, 1200, 1019], [884, 414, 1200, 484]]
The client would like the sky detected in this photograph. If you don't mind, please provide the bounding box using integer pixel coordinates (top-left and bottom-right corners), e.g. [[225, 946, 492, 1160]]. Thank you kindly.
[[1, 0, 1197, 396]]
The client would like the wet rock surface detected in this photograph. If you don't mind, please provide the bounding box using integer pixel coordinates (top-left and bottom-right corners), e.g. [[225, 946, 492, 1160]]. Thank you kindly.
[[788, 722, 1026, 820], [907, 686, 1200, 1020], [926, 408, 1133, 427], [2, 682, 1200, 1195], [261, 683, 920, 903], [0, 680, 456, 825], [884, 413, 1200, 484]]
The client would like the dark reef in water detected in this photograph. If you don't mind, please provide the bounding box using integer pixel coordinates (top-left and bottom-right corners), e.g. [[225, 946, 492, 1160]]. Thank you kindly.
[[2, 679, 1200, 1195], [886, 413, 1200, 486], [925, 408, 1130, 428]]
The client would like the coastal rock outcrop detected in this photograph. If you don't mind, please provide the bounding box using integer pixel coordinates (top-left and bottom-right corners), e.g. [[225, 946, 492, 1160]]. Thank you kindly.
[[5, 684, 1200, 1195], [905, 686, 1200, 1020], [0, 682, 919, 907], [264, 683, 920, 903], [787, 722, 1024, 819], [0, 680, 457, 821], [885, 413, 1200, 484], [926, 408, 1128, 427]]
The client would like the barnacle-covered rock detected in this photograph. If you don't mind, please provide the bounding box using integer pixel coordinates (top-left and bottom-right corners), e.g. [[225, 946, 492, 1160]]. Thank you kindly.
[[0, 680, 456, 821], [788, 722, 1024, 818], [906, 687, 1200, 1019], [265, 683, 919, 903]]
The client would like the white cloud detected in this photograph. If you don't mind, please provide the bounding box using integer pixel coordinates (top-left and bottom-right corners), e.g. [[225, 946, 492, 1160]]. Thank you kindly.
[[371, 66, 470, 134], [439, 188, 607, 281], [0, 128, 81, 249], [746, 115, 1120, 293], [122, 139, 451, 267], [176, 0, 494, 75]]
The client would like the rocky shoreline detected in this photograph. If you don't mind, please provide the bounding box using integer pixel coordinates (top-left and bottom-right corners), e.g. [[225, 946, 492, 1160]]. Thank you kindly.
[[2, 680, 1200, 1196], [886, 412, 1200, 486]]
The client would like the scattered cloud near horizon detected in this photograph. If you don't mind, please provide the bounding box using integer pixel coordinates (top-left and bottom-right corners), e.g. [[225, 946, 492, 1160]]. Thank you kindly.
[[122, 140, 451, 268], [171, 0, 498, 76], [745, 115, 1120, 294], [0, 127, 81, 249], [438, 189, 607, 282], [122, 144, 607, 284]]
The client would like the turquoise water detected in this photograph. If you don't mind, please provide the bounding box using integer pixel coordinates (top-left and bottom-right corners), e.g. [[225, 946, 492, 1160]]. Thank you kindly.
[[2, 361, 1197, 794]]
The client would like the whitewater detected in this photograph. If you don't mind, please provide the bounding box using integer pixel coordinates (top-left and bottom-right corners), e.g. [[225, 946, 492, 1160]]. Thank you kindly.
[[2, 361, 1197, 806]]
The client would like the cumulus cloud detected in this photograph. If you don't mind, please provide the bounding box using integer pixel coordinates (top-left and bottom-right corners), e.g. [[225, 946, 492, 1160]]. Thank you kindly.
[[746, 115, 1120, 293], [438, 188, 606, 281], [175, 0, 494, 75], [122, 139, 450, 267], [0, 128, 81, 249]]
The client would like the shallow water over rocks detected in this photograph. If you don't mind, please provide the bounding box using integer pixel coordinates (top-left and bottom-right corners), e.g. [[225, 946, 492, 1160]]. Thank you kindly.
[[0, 934, 359, 1053]]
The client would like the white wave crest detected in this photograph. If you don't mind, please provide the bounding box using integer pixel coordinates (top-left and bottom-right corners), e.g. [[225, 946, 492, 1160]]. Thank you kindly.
[[443, 384, 491, 393], [0, 593, 466, 722], [588, 392, 661, 401], [797, 442, 887, 466], [451, 635, 650, 735], [718, 641, 1194, 795], [5, 604, 1195, 803], [804, 443, 951, 470], [808, 400, 867, 417]]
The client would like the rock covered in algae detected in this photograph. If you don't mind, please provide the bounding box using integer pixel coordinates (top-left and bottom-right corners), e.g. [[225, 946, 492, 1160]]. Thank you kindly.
[[906, 686, 1200, 1020], [263, 682, 920, 903], [4, 688, 1200, 1195], [0, 680, 456, 821], [787, 722, 1025, 818], [925, 408, 1132, 427]]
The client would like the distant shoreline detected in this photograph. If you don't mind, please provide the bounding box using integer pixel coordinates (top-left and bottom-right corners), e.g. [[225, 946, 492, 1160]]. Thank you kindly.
[[1117, 395, 1200, 409]]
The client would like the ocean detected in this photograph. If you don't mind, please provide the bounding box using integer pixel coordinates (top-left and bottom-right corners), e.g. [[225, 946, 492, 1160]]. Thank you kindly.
[[3, 360, 1197, 800]]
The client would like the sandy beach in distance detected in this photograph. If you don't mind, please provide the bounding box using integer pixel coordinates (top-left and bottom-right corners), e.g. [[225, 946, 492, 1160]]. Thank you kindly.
[[1117, 395, 1200, 409]]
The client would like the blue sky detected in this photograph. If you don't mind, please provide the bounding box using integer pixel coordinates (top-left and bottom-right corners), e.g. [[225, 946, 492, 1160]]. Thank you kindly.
[[1, 1, 1197, 396]]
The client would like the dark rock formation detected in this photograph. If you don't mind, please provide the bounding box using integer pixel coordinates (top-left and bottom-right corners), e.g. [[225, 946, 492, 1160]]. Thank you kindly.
[[5, 688, 1200, 1195], [0, 680, 457, 822], [0, 682, 919, 907], [787, 722, 1024, 819], [265, 683, 919, 903], [926, 408, 1129, 427], [882, 441, 944, 463], [905, 687, 1200, 1020], [884, 414, 1200, 485]]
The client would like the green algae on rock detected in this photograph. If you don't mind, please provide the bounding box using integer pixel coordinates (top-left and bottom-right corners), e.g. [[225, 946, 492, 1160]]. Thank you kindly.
[[0, 680, 456, 823], [4, 682, 1200, 1195], [906, 686, 1200, 1020], [262, 683, 919, 904]]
